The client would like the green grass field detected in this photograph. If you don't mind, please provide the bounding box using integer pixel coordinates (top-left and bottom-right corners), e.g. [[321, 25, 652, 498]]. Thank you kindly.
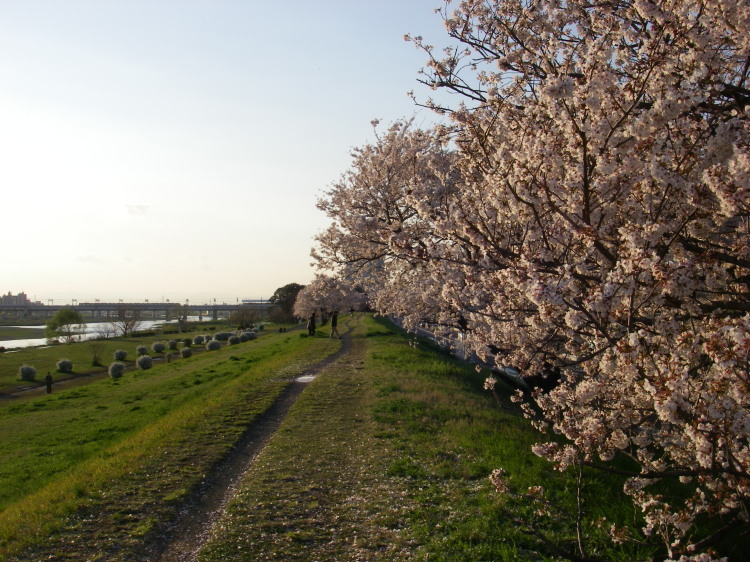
[[0, 325, 339, 559], [199, 316, 656, 561], [0, 326, 46, 342], [1, 316, 745, 560], [0, 325, 241, 394]]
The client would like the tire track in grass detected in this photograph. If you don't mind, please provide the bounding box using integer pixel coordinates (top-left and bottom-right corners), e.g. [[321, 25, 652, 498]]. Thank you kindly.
[[148, 322, 354, 562]]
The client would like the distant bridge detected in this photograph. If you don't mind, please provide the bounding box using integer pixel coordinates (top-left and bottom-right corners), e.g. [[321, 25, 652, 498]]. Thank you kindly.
[[0, 300, 273, 321]]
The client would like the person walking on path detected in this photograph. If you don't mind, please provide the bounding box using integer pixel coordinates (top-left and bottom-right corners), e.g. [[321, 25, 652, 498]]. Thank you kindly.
[[330, 311, 341, 339], [45, 372, 53, 394]]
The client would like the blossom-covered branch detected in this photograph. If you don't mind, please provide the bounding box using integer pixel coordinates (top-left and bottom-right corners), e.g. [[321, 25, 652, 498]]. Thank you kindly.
[[314, 0, 749, 557]]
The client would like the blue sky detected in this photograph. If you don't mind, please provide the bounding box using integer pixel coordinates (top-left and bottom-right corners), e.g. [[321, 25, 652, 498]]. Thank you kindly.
[[0, 0, 450, 304]]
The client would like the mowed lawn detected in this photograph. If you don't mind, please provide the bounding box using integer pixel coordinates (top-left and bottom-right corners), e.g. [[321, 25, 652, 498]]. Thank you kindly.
[[0, 325, 232, 395], [5, 315, 734, 560], [199, 316, 657, 561], [0, 327, 341, 559]]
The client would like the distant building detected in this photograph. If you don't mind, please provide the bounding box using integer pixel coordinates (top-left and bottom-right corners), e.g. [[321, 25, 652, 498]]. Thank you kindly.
[[0, 291, 31, 306]]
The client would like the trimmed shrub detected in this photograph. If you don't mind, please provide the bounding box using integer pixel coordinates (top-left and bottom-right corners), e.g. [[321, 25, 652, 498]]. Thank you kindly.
[[152, 342, 166, 354], [239, 333, 250, 342], [18, 364, 36, 381], [214, 331, 232, 341], [114, 349, 127, 361], [244, 331, 258, 340], [204, 334, 212, 342], [183, 338, 192, 347], [206, 340, 222, 351], [180, 347, 193, 358], [136, 345, 148, 356], [167, 339, 178, 350], [193, 335, 205, 345], [228, 335, 241, 345], [136, 355, 153, 370], [109, 362, 126, 378], [56, 359, 74, 373]]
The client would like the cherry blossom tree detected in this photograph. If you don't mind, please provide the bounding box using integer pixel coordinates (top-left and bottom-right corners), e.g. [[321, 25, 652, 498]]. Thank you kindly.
[[292, 274, 363, 321], [314, 0, 749, 557], [313, 118, 471, 331]]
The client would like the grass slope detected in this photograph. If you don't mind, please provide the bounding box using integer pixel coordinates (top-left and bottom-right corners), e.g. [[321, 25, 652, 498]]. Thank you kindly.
[[7, 315, 740, 560], [0, 327, 236, 395], [199, 316, 654, 561], [1, 328, 340, 559]]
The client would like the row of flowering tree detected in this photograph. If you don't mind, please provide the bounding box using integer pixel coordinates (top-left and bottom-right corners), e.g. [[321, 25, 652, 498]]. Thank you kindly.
[[312, 1, 749, 559], [292, 274, 365, 321]]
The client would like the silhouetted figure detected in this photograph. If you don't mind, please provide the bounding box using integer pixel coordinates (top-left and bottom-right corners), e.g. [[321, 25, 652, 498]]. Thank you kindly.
[[330, 311, 340, 339], [307, 313, 317, 336], [45, 372, 53, 394]]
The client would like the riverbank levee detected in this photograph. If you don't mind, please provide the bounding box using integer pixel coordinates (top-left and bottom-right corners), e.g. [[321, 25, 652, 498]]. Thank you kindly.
[[2, 315, 726, 560]]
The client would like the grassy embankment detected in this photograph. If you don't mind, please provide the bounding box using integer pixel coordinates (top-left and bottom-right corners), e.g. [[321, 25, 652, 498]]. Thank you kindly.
[[199, 315, 660, 561], [0, 324, 231, 395], [0, 325, 338, 559], [5, 315, 741, 560]]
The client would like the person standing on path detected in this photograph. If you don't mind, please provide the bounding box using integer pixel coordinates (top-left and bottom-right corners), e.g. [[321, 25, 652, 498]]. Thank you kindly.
[[45, 372, 53, 394], [307, 312, 317, 336], [330, 311, 341, 339]]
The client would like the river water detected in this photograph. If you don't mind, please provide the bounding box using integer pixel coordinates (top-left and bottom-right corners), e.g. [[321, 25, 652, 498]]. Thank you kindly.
[[0, 319, 202, 350]]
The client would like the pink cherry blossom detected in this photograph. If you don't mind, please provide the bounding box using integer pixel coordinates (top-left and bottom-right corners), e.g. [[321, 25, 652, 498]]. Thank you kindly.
[[313, 1, 749, 557]]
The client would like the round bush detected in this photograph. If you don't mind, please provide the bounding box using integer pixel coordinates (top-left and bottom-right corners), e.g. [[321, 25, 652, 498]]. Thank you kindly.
[[183, 338, 192, 347], [109, 362, 126, 378], [167, 339, 178, 350], [193, 335, 204, 345], [180, 347, 193, 358], [227, 335, 241, 345], [56, 359, 73, 373], [206, 340, 222, 351], [136, 345, 148, 356], [152, 342, 166, 354], [214, 331, 232, 341], [244, 331, 258, 340], [18, 364, 36, 381], [203, 334, 212, 342], [136, 355, 153, 370], [239, 333, 250, 342], [114, 349, 127, 361]]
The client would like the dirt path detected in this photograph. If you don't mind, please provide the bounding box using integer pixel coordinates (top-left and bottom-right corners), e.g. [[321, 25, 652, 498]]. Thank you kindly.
[[146, 323, 354, 561]]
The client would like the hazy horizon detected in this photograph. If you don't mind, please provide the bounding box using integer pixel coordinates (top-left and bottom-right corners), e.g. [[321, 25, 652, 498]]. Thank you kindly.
[[0, 1, 449, 304]]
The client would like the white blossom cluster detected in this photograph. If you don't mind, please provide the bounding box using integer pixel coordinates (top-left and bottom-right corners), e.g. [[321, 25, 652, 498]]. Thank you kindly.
[[313, 0, 749, 557], [292, 274, 365, 319]]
